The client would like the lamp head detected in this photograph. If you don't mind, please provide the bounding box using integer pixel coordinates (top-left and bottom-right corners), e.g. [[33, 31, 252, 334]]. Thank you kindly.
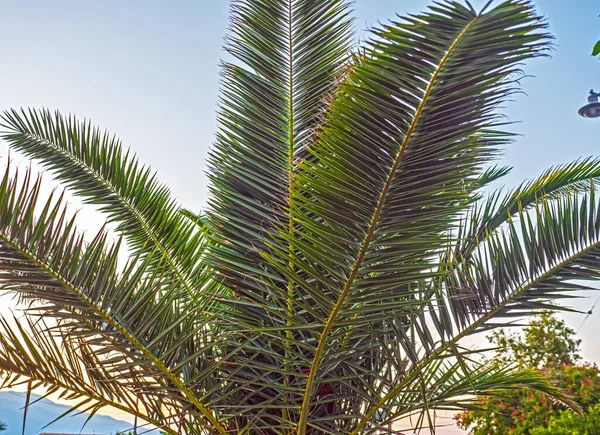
[[579, 90, 600, 118]]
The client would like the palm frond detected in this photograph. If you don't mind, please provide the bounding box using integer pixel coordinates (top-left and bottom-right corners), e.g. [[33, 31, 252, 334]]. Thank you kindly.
[[0, 108, 206, 300], [249, 2, 550, 432], [458, 157, 600, 260], [454, 185, 600, 330], [428, 157, 600, 344], [208, 0, 354, 291], [206, 1, 354, 430], [362, 183, 600, 433], [0, 164, 227, 434], [0, 315, 178, 435], [377, 358, 577, 433]]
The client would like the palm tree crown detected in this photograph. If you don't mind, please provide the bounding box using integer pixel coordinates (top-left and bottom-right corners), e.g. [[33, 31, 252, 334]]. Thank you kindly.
[[0, 1, 597, 434]]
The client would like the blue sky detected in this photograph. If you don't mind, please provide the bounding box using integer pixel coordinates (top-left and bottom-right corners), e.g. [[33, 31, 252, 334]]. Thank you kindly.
[[0, 0, 598, 432], [0, 0, 597, 210]]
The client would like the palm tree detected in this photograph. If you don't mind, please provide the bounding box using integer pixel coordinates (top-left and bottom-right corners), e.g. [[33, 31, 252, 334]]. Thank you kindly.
[[0, 0, 597, 433]]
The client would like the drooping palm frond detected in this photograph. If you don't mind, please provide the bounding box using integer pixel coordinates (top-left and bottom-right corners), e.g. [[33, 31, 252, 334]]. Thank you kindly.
[[0, 109, 207, 301], [0, 315, 178, 435], [450, 184, 600, 331], [0, 165, 227, 434], [457, 157, 600, 260], [430, 157, 600, 333], [372, 353, 578, 432], [361, 182, 600, 434]]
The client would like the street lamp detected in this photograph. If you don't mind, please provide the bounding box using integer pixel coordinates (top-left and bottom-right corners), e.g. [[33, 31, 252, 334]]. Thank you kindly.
[[579, 90, 600, 118]]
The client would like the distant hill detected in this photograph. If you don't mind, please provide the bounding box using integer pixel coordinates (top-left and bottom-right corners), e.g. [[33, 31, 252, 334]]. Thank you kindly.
[[0, 391, 158, 435]]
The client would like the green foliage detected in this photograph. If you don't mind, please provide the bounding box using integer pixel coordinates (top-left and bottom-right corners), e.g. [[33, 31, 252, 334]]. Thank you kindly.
[[455, 313, 600, 435], [593, 40, 600, 56], [0, 1, 597, 434], [0, 422, 5, 432], [488, 311, 581, 370], [456, 364, 600, 434], [531, 403, 600, 435]]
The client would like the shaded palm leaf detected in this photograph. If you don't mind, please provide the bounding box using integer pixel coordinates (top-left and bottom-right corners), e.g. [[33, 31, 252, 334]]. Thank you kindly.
[[208, 0, 353, 293], [206, 1, 354, 430]]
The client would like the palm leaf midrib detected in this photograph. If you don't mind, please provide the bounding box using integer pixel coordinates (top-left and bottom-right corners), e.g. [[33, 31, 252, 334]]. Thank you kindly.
[[285, 0, 298, 422]]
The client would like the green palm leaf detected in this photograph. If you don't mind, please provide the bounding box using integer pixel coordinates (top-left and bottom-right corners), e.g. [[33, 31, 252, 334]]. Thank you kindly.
[[208, 0, 353, 291], [0, 164, 226, 434], [0, 109, 206, 300], [1, 1, 598, 434], [373, 355, 577, 432], [459, 186, 600, 328], [361, 184, 600, 434], [206, 1, 354, 429], [432, 157, 600, 336], [253, 2, 550, 432], [458, 157, 600, 260]]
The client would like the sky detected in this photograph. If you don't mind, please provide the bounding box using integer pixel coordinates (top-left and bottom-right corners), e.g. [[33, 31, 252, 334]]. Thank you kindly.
[[0, 0, 598, 433]]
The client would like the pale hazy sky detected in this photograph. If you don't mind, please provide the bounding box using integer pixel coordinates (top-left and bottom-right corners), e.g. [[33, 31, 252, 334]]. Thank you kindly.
[[0, 1, 598, 434]]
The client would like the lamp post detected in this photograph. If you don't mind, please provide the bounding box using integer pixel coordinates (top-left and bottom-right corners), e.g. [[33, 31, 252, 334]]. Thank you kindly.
[[579, 90, 600, 118]]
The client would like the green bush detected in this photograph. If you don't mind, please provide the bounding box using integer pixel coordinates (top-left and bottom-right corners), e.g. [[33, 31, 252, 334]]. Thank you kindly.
[[531, 403, 600, 435], [455, 313, 600, 434]]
